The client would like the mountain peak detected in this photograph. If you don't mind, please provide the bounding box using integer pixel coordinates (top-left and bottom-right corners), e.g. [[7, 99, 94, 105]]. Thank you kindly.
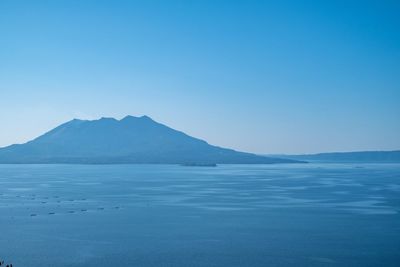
[[99, 117, 117, 121], [121, 115, 154, 122], [140, 115, 152, 120], [121, 115, 135, 121], [0, 116, 301, 164]]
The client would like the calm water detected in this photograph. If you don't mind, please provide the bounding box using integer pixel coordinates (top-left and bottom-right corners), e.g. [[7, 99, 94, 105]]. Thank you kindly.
[[0, 164, 399, 267]]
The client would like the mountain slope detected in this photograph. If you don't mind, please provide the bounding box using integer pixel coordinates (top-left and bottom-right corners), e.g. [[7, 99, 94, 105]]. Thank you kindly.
[[0, 116, 301, 164], [278, 151, 400, 163]]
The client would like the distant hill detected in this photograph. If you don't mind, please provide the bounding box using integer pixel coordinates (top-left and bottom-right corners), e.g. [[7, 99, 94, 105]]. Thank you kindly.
[[277, 151, 400, 163], [0, 115, 302, 164]]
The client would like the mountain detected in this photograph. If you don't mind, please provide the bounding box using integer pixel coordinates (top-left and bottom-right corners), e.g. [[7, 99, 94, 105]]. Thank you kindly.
[[0, 115, 301, 164], [277, 151, 400, 163]]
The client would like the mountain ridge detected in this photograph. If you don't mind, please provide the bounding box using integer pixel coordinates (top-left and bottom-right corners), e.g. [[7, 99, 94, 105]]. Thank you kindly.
[[274, 150, 400, 163], [0, 116, 302, 164]]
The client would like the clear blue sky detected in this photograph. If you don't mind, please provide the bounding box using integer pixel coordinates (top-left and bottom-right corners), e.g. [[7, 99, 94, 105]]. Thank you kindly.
[[0, 0, 399, 154]]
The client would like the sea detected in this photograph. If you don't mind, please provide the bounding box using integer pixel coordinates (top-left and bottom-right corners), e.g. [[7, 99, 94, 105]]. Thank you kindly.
[[0, 163, 399, 267]]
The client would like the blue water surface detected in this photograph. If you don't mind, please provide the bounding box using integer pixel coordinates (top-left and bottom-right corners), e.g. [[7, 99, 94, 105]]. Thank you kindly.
[[0, 164, 399, 267]]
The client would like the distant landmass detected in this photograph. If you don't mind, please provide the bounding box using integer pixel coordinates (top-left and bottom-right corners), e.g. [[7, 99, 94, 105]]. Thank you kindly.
[[0, 115, 301, 164], [276, 151, 400, 163]]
